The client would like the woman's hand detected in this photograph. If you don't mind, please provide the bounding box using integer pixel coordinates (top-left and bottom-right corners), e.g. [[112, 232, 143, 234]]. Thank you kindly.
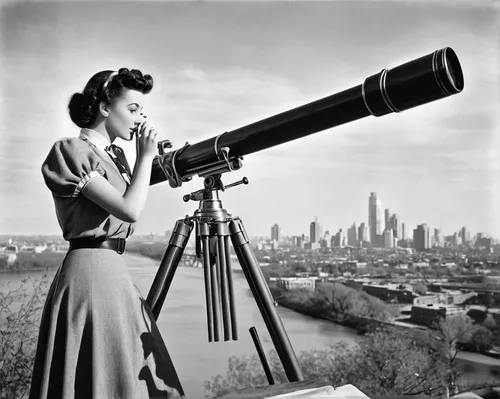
[[135, 120, 159, 160], [83, 120, 160, 223]]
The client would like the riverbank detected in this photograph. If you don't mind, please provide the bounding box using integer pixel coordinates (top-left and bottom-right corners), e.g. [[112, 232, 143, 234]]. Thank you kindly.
[[272, 289, 392, 334], [273, 288, 500, 371]]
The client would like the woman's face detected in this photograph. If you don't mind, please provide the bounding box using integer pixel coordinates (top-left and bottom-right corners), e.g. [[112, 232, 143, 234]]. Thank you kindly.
[[104, 88, 147, 141]]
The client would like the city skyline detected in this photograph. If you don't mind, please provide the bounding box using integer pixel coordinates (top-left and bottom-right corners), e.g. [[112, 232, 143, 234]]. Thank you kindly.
[[267, 191, 492, 241], [1, 1, 499, 238]]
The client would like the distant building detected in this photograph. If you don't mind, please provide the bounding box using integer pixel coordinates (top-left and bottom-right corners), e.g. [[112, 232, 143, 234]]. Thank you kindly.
[[304, 242, 321, 250], [475, 235, 492, 251], [413, 224, 430, 250], [358, 223, 368, 243], [334, 229, 345, 248], [362, 283, 416, 303], [293, 236, 305, 249], [460, 226, 471, 245], [347, 222, 358, 247], [310, 217, 321, 243], [391, 214, 401, 239], [368, 192, 383, 246], [271, 223, 281, 242], [277, 277, 316, 291], [433, 228, 442, 247], [383, 229, 394, 249], [413, 291, 477, 307], [411, 304, 464, 327], [323, 230, 331, 248], [5, 245, 18, 253], [414, 295, 448, 306], [385, 209, 391, 231]]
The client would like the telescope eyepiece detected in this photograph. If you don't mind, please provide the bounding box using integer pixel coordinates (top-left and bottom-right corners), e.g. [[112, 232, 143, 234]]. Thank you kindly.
[[362, 47, 464, 117]]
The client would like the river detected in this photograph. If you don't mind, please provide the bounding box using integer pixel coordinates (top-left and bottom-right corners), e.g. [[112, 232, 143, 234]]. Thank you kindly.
[[2, 252, 500, 398]]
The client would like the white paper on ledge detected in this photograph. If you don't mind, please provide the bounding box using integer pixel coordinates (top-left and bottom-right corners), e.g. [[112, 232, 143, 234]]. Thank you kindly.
[[268, 384, 370, 398]]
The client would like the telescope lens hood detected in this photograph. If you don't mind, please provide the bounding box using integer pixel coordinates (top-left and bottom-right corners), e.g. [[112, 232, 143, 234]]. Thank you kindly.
[[362, 47, 464, 117]]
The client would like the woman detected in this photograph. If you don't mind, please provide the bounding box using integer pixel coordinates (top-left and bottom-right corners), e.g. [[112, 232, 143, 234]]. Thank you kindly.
[[30, 68, 184, 399]]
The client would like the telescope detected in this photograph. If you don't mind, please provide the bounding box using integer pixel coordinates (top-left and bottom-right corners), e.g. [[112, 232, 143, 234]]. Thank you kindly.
[[144, 47, 464, 396], [150, 47, 463, 187]]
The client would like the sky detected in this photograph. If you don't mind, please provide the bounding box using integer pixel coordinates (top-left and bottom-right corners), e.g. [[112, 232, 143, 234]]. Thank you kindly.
[[0, 0, 499, 239]]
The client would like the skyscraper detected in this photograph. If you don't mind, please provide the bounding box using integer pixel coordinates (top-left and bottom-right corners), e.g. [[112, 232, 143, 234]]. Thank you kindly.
[[335, 229, 345, 248], [347, 222, 358, 246], [384, 229, 394, 249], [413, 224, 430, 250], [358, 222, 368, 243], [392, 214, 400, 238], [385, 209, 391, 231], [271, 223, 281, 242], [369, 192, 382, 246], [460, 226, 471, 245], [310, 217, 321, 243], [433, 228, 442, 247]]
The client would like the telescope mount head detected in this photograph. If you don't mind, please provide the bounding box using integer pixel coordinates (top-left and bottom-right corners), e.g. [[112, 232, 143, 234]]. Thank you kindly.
[[183, 173, 249, 203]]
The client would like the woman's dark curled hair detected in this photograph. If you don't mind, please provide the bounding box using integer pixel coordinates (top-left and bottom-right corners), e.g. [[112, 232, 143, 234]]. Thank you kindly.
[[68, 68, 153, 128]]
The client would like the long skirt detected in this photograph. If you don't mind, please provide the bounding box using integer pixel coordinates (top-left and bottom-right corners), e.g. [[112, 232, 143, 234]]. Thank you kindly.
[[28, 248, 183, 399]]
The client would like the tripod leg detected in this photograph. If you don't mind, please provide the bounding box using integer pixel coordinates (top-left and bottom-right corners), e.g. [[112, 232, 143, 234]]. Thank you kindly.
[[202, 225, 222, 341], [216, 222, 232, 341], [229, 218, 304, 382], [195, 217, 202, 258], [146, 219, 193, 320], [224, 235, 238, 340], [200, 221, 215, 342]]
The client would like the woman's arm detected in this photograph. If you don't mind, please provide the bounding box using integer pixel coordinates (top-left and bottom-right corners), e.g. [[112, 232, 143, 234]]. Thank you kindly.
[[81, 122, 158, 223]]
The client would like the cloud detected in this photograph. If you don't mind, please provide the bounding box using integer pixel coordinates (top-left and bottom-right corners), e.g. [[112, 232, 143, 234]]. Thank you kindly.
[[154, 66, 307, 140], [178, 67, 208, 82]]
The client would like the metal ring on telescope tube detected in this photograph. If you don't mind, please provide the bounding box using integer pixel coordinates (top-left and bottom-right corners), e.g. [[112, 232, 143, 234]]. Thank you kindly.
[[380, 69, 401, 113], [443, 50, 460, 93], [361, 81, 376, 116], [443, 52, 455, 92], [432, 50, 451, 96], [214, 132, 227, 160]]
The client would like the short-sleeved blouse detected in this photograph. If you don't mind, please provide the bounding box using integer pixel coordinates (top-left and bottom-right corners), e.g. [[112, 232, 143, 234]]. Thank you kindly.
[[41, 136, 136, 240]]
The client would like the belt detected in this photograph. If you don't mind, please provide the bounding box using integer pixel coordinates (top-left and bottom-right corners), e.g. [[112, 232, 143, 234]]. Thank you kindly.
[[69, 238, 126, 255]]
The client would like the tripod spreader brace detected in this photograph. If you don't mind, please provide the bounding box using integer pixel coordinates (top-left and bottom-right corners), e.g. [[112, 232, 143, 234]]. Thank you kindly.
[[145, 174, 304, 389]]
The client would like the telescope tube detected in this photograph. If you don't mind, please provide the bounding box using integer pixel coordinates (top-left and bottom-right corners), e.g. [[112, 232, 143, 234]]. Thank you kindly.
[[151, 47, 463, 185]]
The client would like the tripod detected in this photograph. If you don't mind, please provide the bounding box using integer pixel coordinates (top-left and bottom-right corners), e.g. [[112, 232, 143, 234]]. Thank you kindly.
[[145, 174, 304, 394]]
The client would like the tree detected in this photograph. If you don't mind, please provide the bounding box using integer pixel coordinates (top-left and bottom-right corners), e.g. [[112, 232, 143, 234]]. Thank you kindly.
[[353, 292, 397, 322], [468, 325, 494, 353], [0, 275, 49, 399], [332, 327, 448, 397], [315, 282, 354, 321], [203, 327, 449, 398], [314, 282, 397, 323], [414, 282, 428, 295], [432, 314, 477, 395]]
